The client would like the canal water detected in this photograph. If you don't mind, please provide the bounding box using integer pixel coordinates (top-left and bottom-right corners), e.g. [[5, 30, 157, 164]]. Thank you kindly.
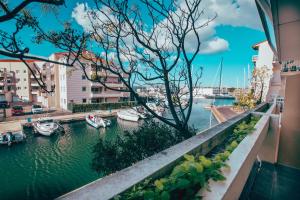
[[0, 99, 233, 200]]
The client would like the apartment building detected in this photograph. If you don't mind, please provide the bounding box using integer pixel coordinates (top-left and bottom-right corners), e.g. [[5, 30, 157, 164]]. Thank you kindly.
[[30, 52, 129, 111], [0, 59, 45, 102], [58, 60, 129, 110], [0, 68, 17, 102]]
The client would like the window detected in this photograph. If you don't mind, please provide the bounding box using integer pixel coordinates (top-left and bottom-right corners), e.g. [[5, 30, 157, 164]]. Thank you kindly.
[[17, 87, 21, 90], [24, 87, 27, 89], [23, 70, 26, 73], [16, 78, 20, 82], [24, 78, 26, 81], [82, 98, 87, 103], [64, 99, 66, 104], [82, 75, 86, 80], [82, 87, 86, 92], [91, 87, 102, 93], [16, 70, 19, 73]]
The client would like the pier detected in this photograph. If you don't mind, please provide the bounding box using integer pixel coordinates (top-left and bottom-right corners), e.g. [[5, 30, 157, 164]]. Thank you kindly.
[[211, 105, 240, 123]]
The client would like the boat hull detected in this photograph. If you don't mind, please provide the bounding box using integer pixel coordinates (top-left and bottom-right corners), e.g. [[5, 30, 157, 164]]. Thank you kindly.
[[0, 131, 26, 146], [117, 111, 139, 122], [33, 122, 59, 136], [85, 116, 102, 128]]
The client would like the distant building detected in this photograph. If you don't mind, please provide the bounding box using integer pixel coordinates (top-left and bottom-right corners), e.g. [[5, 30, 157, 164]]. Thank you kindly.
[[252, 41, 274, 102], [55, 53, 130, 110], [0, 68, 16, 102], [0, 59, 44, 102]]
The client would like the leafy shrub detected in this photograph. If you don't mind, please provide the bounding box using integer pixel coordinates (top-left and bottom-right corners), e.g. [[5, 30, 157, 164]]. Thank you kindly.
[[117, 116, 260, 200], [68, 101, 137, 113], [92, 120, 195, 175]]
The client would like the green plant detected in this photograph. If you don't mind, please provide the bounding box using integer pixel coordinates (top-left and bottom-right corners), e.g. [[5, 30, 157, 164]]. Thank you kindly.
[[122, 154, 227, 200], [234, 91, 256, 111], [92, 120, 195, 175], [119, 116, 260, 200], [68, 101, 138, 113]]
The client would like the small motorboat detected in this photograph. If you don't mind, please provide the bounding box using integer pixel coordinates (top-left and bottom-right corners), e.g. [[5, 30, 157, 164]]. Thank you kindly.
[[86, 114, 111, 128], [0, 131, 26, 146], [117, 110, 139, 122], [33, 118, 61, 136], [145, 103, 164, 117], [130, 107, 147, 119]]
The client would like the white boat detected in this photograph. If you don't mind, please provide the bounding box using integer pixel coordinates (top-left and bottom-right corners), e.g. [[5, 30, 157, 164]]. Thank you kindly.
[[86, 114, 111, 128], [33, 119, 60, 136], [145, 103, 164, 116], [0, 131, 26, 146], [117, 110, 139, 122], [131, 107, 147, 119]]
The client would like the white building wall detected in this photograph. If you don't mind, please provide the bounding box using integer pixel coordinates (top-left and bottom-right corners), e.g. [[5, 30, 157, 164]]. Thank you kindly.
[[59, 65, 68, 110], [253, 41, 274, 102], [66, 65, 91, 106]]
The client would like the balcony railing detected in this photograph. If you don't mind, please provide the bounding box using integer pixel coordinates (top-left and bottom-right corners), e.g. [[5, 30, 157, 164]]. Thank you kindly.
[[57, 103, 275, 200], [90, 92, 128, 98]]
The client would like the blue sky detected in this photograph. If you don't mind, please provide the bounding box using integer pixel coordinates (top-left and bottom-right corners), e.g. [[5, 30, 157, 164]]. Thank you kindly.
[[2, 0, 266, 87]]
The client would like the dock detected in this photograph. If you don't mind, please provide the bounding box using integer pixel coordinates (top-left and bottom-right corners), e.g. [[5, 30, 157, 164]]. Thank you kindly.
[[211, 105, 240, 123], [0, 109, 121, 132]]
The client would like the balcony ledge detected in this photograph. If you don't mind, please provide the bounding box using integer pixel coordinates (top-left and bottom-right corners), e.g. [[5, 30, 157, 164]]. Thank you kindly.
[[57, 103, 273, 200]]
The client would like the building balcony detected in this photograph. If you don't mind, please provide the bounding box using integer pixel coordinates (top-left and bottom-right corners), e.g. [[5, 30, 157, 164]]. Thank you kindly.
[[90, 92, 128, 98], [90, 71, 129, 79], [252, 55, 258, 62], [0, 82, 16, 86], [31, 90, 40, 95], [31, 82, 40, 87], [90, 82, 125, 88], [57, 103, 287, 200]]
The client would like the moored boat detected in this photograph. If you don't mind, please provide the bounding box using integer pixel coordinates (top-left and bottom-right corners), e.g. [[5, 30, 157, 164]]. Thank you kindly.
[[117, 110, 139, 122], [0, 131, 26, 146], [131, 107, 147, 119], [86, 114, 111, 128], [33, 118, 61, 136], [145, 102, 164, 116]]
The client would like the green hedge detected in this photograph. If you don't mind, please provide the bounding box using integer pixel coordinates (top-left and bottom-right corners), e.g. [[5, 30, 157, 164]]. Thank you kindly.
[[68, 101, 138, 113]]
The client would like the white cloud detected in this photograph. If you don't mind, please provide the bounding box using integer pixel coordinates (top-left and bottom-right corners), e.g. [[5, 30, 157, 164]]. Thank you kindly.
[[200, 37, 229, 54], [72, 3, 91, 32], [207, 0, 262, 30], [72, 0, 261, 55]]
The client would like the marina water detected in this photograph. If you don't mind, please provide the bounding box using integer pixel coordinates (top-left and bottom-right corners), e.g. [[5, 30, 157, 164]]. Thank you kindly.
[[0, 99, 233, 200]]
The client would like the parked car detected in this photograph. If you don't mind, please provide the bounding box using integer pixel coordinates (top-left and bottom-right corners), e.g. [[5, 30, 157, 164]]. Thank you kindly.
[[0, 100, 9, 108], [31, 105, 43, 114], [11, 105, 24, 116]]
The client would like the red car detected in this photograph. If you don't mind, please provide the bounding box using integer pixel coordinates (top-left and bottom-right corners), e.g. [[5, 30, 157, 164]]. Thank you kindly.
[[11, 105, 24, 116]]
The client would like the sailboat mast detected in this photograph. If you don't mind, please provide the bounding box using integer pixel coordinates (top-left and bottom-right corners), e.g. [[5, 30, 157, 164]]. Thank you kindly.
[[218, 57, 223, 95]]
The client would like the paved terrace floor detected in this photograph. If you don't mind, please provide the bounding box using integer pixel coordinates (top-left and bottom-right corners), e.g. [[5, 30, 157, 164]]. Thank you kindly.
[[243, 161, 300, 200]]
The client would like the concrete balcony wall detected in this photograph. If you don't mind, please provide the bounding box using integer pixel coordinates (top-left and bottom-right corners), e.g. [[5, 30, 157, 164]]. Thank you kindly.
[[57, 103, 270, 200], [201, 103, 280, 200]]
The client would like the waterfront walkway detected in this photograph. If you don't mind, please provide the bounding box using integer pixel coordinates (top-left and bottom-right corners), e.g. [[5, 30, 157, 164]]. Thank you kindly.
[[211, 105, 240, 123], [0, 109, 121, 132]]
